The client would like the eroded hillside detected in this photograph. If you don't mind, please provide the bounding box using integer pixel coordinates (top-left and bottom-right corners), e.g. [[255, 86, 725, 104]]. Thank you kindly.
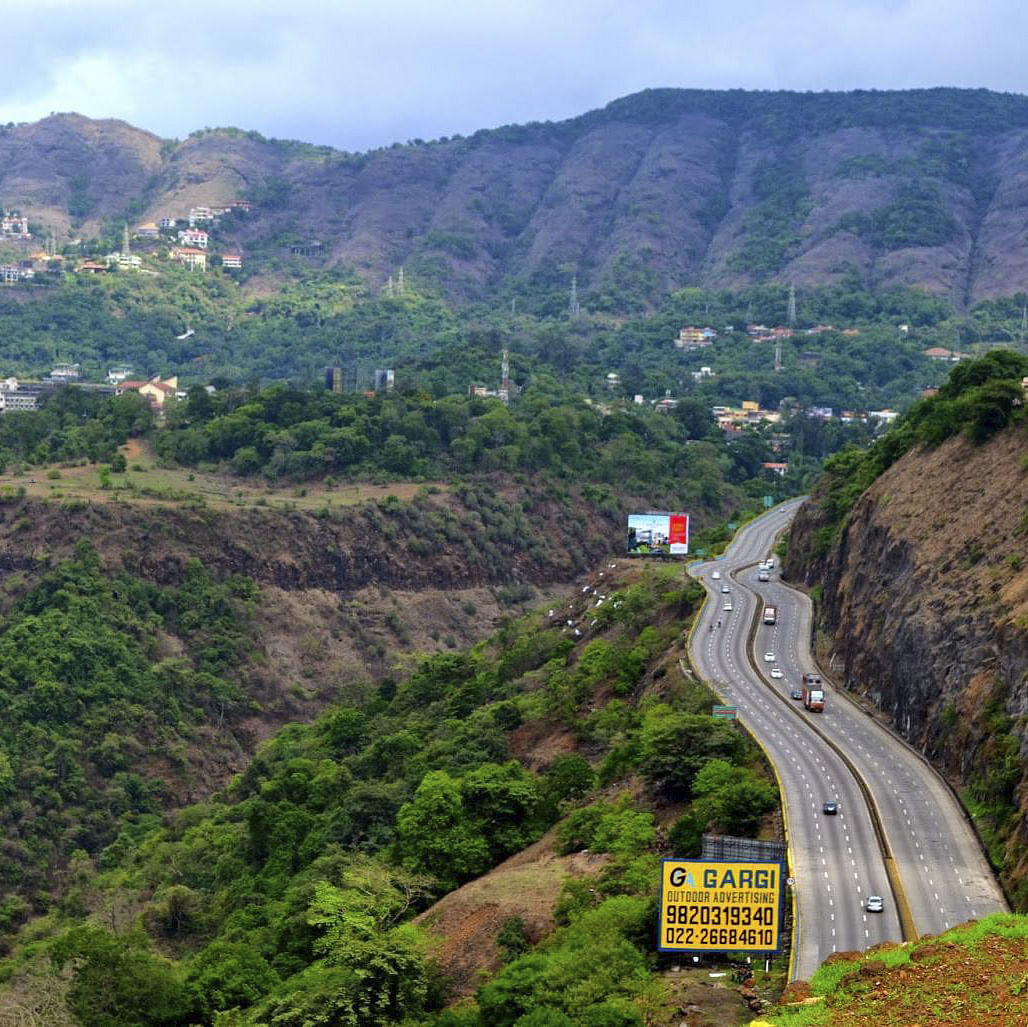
[[8, 89, 1028, 304]]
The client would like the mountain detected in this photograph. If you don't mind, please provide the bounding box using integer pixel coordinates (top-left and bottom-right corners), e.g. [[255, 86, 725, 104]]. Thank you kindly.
[[7, 89, 1028, 309]]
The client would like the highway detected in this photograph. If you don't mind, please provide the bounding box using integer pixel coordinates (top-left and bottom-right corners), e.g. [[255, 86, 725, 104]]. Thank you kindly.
[[689, 500, 1006, 979]]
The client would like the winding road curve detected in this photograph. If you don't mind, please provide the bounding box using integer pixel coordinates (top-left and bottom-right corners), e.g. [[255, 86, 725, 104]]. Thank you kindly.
[[688, 501, 1007, 980]]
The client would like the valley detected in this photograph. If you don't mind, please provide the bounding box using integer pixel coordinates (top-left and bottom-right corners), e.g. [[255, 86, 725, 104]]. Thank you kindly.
[[0, 89, 1023, 1025]]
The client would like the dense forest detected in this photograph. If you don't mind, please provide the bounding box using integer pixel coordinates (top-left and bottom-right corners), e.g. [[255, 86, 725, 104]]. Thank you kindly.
[[0, 559, 781, 1025]]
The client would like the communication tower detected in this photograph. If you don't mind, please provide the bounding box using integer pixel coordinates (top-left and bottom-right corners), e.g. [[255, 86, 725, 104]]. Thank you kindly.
[[500, 348, 511, 403]]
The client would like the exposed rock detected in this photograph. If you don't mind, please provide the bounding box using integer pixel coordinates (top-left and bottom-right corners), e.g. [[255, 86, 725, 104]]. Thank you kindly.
[[787, 424, 1028, 901]]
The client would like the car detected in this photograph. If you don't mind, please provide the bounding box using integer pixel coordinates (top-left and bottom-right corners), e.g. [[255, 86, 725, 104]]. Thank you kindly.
[[766, 557, 776, 568], [711, 570, 721, 580], [822, 801, 839, 815], [770, 667, 783, 679], [866, 895, 884, 913], [757, 570, 770, 582], [723, 602, 733, 612], [721, 584, 731, 593], [790, 688, 803, 700], [763, 651, 775, 662]]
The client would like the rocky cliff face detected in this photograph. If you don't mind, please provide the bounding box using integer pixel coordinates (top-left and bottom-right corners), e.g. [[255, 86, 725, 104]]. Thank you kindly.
[[787, 425, 1028, 901], [9, 89, 1028, 306]]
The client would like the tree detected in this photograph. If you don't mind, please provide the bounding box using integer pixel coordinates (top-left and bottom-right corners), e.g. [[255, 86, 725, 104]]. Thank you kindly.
[[395, 771, 490, 887], [638, 709, 747, 799], [51, 926, 192, 1026]]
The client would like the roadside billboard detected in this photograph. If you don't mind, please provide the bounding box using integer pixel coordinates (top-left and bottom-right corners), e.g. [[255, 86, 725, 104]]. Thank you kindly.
[[627, 512, 689, 556], [657, 859, 784, 954]]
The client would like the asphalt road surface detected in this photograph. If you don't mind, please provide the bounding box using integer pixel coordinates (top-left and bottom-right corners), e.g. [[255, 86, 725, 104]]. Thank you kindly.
[[689, 501, 1006, 979]]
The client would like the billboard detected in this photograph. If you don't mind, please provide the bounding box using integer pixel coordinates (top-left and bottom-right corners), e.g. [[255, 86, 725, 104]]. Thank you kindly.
[[657, 859, 784, 953], [627, 512, 689, 556]]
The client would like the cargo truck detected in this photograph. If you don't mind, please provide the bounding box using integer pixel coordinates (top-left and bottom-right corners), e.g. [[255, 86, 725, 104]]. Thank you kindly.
[[802, 673, 825, 712], [762, 606, 777, 625]]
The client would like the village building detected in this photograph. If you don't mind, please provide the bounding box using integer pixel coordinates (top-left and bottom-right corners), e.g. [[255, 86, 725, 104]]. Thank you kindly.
[[171, 247, 207, 271], [675, 326, 716, 349], [117, 376, 179, 409], [105, 252, 143, 271], [177, 228, 209, 249], [0, 212, 30, 239]]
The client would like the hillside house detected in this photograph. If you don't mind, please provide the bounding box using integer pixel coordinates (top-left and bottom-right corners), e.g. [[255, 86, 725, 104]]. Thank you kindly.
[[49, 363, 81, 383], [105, 252, 143, 271], [118, 376, 179, 409], [171, 247, 207, 271], [762, 462, 789, 476], [77, 261, 108, 274], [158, 217, 177, 230], [188, 206, 217, 226], [0, 379, 37, 412], [0, 212, 30, 238], [134, 222, 160, 239], [675, 326, 716, 349], [177, 228, 208, 249], [923, 346, 970, 361], [221, 253, 243, 269], [0, 265, 32, 283]]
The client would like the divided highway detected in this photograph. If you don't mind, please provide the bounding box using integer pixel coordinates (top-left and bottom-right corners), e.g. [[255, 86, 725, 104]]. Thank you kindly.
[[688, 501, 1007, 980]]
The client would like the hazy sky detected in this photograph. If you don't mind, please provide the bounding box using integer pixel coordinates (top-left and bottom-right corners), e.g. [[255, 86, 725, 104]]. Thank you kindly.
[[7, 1, 1028, 153]]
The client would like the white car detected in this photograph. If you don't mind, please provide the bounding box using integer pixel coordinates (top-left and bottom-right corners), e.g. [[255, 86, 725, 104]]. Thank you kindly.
[[770, 667, 783, 679], [721, 584, 731, 594], [866, 895, 884, 913], [711, 570, 721, 580], [723, 602, 733, 612], [763, 651, 775, 662]]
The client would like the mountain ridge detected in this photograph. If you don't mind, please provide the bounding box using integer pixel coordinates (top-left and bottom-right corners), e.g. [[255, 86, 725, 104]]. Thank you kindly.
[[7, 88, 1028, 308]]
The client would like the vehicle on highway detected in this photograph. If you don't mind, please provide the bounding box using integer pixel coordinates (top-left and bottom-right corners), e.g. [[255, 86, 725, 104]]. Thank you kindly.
[[711, 570, 721, 580], [721, 584, 731, 593], [758, 569, 770, 582], [822, 801, 838, 815], [766, 557, 775, 568], [770, 667, 783, 679], [763, 606, 777, 625], [866, 895, 884, 913], [802, 673, 826, 712], [723, 601, 733, 612], [763, 651, 775, 662], [790, 688, 803, 700]]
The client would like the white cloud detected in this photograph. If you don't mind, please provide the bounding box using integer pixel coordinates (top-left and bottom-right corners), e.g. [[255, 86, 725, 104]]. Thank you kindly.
[[1, 1, 1027, 150]]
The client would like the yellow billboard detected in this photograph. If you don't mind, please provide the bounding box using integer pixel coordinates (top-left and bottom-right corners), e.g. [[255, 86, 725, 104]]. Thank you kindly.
[[658, 859, 784, 953]]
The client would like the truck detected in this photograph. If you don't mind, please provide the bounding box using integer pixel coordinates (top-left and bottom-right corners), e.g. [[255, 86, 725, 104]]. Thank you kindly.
[[762, 606, 777, 625], [802, 673, 825, 712]]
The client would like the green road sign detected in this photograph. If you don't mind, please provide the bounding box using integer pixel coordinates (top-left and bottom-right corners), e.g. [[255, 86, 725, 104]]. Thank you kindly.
[[763, 495, 773, 509]]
